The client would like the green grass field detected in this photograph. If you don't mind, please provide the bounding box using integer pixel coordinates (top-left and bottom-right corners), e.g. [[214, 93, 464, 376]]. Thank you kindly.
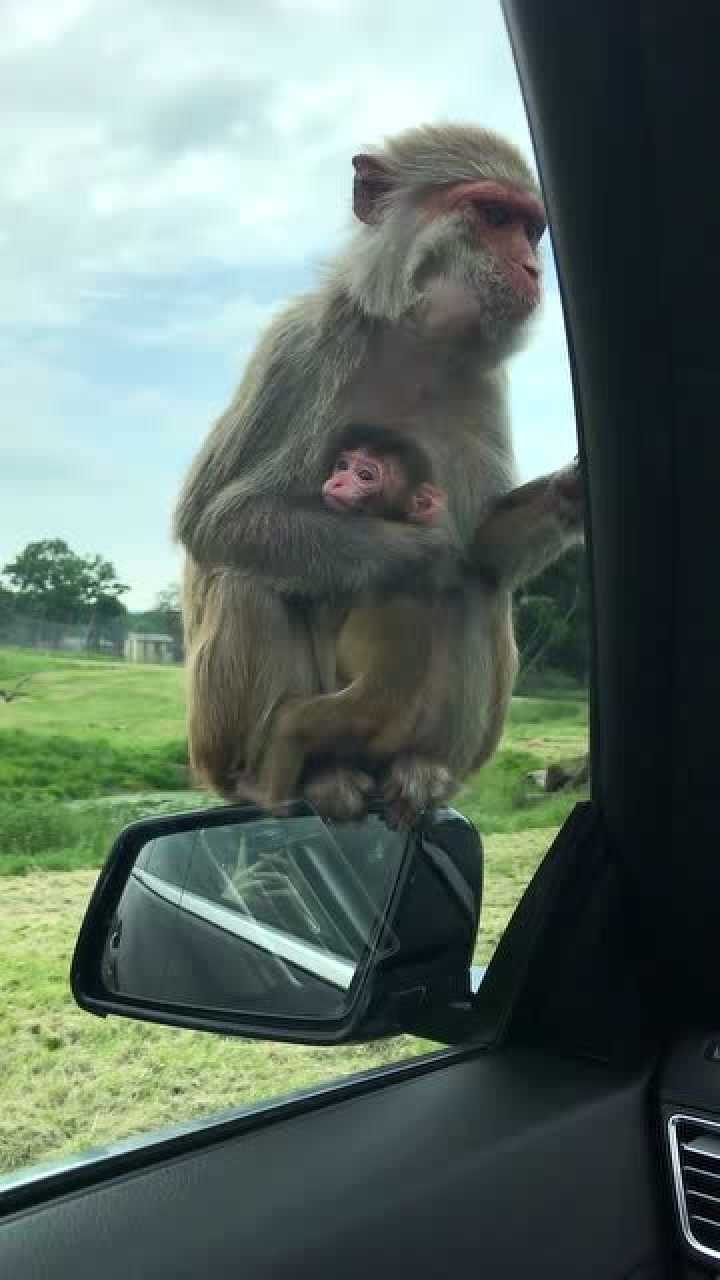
[[0, 645, 588, 872], [0, 829, 555, 1175], [0, 645, 589, 1176]]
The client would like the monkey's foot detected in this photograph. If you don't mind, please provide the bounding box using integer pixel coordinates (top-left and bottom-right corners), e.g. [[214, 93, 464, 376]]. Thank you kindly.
[[382, 756, 454, 829], [216, 768, 294, 818], [303, 767, 375, 822]]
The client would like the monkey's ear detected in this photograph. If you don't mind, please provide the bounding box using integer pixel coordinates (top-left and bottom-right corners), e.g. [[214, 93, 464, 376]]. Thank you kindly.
[[352, 154, 394, 225]]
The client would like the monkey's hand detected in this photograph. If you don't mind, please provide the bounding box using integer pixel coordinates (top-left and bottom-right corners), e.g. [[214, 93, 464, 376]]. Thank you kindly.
[[408, 483, 448, 526], [184, 491, 461, 600], [468, 462, 584, 592], [548, 460, 584, 530]]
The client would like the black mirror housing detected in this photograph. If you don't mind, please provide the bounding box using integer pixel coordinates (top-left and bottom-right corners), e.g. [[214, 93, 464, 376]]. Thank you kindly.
[[71, 801, 483, 1046]]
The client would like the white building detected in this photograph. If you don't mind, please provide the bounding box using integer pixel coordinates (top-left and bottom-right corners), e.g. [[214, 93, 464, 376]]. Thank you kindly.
[[124, 632, 176, 664]]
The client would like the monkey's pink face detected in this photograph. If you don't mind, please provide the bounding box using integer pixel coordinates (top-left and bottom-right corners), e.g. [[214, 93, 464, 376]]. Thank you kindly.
[[424, 179, 546, 309], [322, 450, 406, 514]]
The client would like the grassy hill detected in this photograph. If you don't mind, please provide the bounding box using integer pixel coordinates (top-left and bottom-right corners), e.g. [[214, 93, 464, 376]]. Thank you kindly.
[[0, 644, 590, 1174], [0, 646, 185, 745], [0, 825, 557, 1176], [0, 647, 188, 805], [0, 644, 589, 872]]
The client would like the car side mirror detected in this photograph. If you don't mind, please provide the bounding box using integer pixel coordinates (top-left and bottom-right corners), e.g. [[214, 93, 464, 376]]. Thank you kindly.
[[71, 801, 483, 1046]]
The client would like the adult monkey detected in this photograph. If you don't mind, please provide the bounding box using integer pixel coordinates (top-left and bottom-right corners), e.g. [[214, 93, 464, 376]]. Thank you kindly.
[[175, 124, 583, 824]]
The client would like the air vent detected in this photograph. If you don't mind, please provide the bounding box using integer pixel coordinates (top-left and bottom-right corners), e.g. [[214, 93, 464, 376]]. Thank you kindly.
[[669, 1114, 720, 1262]]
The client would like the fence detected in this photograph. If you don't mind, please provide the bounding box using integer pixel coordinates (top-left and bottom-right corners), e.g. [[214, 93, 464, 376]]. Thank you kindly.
[[0, 613, 128, 658]]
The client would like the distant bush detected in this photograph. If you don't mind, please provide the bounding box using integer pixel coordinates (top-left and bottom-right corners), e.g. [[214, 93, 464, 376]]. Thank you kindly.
[[0, 730, 189, 802], [0, 794, 208, 875], [459, 747, 589, 836], [0, 799, 136, 874], [508, 697, 587, 727], [514, 668, 587, 698]]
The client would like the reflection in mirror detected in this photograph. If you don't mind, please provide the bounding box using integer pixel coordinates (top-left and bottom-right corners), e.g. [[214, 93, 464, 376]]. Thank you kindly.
[[101, 813, 408, 1021]]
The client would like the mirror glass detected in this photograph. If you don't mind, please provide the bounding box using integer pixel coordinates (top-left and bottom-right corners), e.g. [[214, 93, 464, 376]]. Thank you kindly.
[[101, 811, 409, 1021]]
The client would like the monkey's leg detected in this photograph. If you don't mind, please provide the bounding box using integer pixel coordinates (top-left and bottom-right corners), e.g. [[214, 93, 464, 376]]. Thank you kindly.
[[309, 585, 500, 829], [241, 599, 378, 821], [349, 599, 459, 828], [262, 597, 433, 809], [269, 598, 453, 827], [264, 676, 408, 808], [260, 684, 380, 816], [380, 582, 518, 825], [373, 589, 505, 827], [184, 568, 322, 802]]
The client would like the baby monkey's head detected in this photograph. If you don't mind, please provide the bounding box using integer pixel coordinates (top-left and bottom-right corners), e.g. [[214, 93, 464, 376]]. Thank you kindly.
[[322, 424, 445, 525]]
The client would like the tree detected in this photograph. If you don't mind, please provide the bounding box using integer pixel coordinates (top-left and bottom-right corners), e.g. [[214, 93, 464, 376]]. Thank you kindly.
[[155, 585, 183, 659], [2, 539, 129, 624], [86, 593, 129, 651], [0, 584, 16, 623], [155, 584, 181, 616], [514, 545, 589, 684]]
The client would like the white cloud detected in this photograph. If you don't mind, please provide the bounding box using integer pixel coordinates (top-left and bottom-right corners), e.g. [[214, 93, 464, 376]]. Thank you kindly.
[[1, 0, 535, 323], [1, 0, 579, 609], [128, 294, 284, 354], [2, 0, 93, 54], [510, 288, 578, 480]]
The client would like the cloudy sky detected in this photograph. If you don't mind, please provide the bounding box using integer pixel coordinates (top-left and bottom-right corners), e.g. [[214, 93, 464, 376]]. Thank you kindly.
[[2, 0, 578, 610]]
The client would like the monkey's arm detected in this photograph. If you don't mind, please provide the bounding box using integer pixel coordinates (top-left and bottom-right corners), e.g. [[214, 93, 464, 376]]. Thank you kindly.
[[468, 464, 584, 590], [174, 306, 461, 599], [184, 489, 458, 598]]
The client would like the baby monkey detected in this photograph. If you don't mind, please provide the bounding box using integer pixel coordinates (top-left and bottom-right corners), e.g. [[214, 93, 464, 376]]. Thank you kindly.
[[259, 425, 454, 819], [321, 425, 445, 527]]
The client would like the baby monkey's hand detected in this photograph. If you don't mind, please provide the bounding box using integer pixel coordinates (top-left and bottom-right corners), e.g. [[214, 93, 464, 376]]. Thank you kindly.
[[407, 482, 447, 526]]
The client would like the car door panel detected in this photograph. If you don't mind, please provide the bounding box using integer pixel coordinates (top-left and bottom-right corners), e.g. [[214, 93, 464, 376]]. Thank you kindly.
[[0, 1049, 667, 1279]]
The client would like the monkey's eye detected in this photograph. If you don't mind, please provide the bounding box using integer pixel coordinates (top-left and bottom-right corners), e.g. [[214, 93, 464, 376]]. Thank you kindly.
[[483, 204, 511, 227], [525, 217, 546, 247], [358, 468, 376, 482], [335, 459, 350, 472]]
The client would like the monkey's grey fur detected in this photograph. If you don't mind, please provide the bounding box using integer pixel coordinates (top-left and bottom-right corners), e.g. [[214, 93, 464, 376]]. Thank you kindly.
[[174, 123, 582, 821]]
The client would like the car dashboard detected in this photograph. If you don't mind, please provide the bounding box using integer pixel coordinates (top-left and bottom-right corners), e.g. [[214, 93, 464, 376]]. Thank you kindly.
[[661, 1033, 720, 1274]]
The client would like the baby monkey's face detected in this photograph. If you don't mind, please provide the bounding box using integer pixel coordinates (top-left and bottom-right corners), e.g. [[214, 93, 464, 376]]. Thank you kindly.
[[322, 448, 408, 515]]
